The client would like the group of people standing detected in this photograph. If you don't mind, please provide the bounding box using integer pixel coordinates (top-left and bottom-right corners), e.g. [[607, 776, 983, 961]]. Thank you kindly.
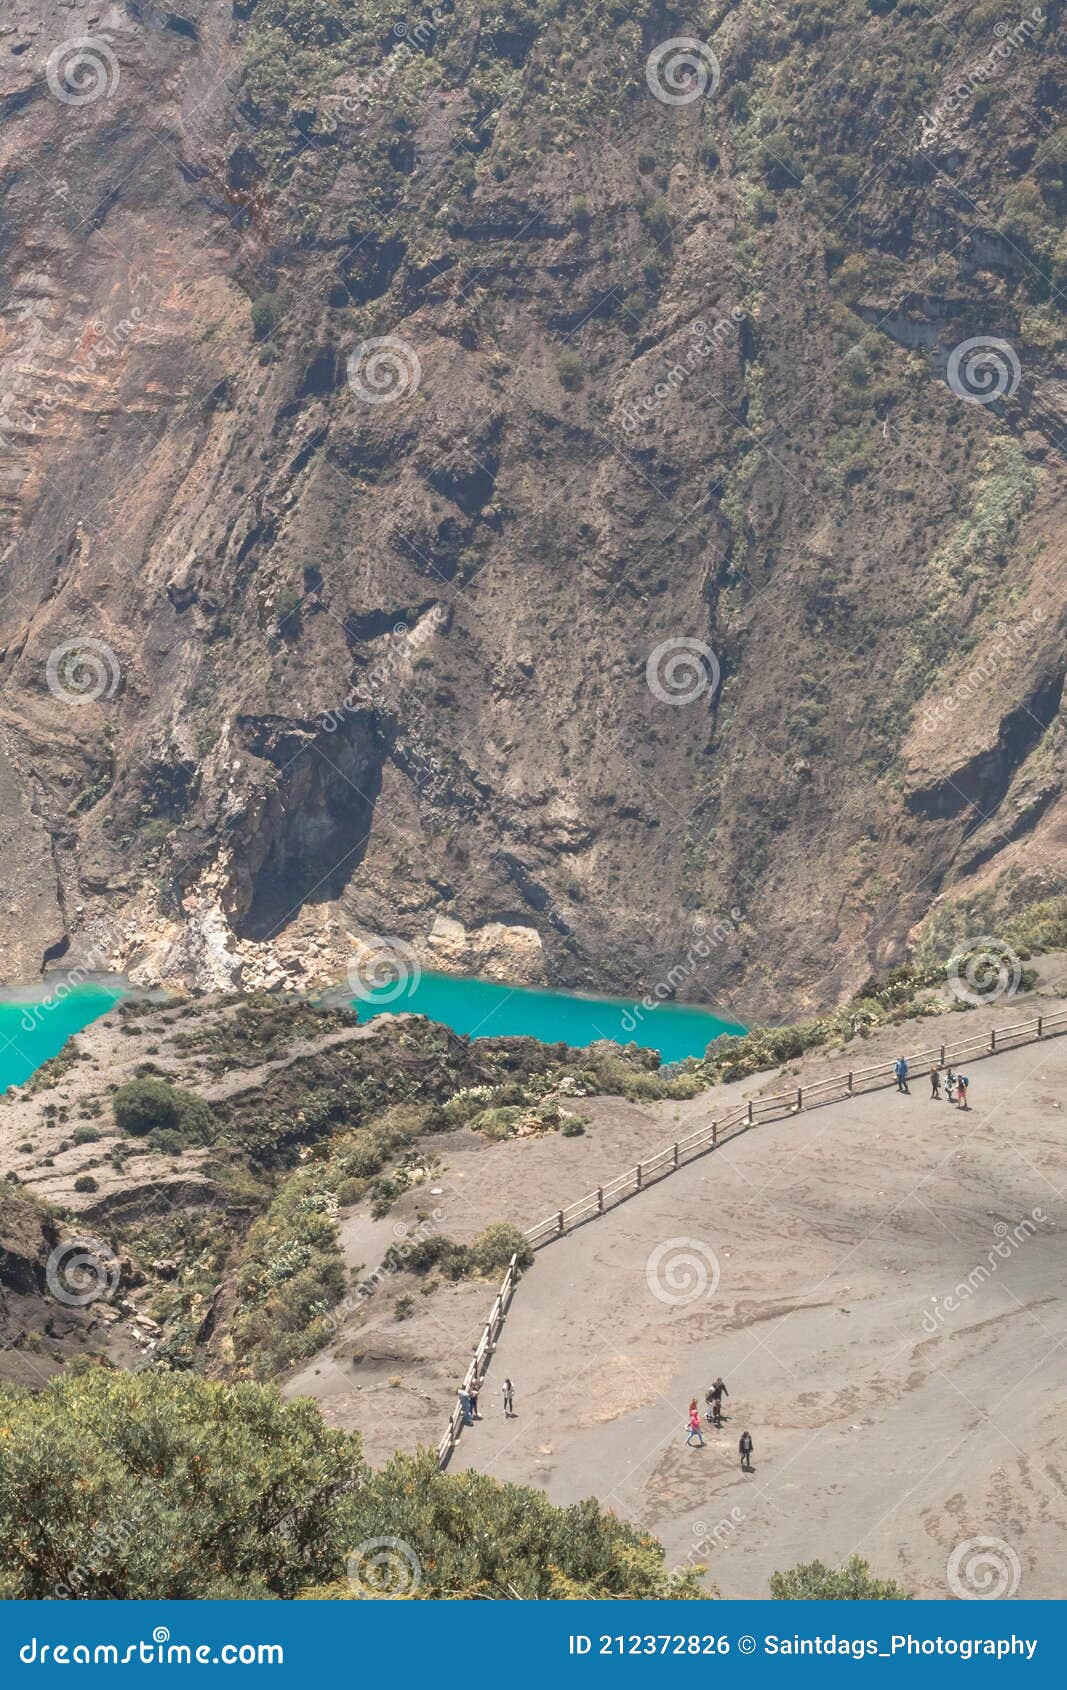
[[456, 1375, 515, 1426], [685, 1376, 754, 1472], [895, 1057, 970, 1108]]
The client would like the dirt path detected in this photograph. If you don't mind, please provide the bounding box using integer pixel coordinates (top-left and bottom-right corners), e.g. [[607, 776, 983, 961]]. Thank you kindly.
[[447, 1028, 1067, 1598]]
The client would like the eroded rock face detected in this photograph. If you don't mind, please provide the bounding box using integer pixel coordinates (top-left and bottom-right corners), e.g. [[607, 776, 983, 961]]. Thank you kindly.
[[0, 3, 1064, 1018]]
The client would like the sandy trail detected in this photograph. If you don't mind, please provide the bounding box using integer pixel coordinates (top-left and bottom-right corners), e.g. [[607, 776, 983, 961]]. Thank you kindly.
[[445, 1030, 1067, 1598]]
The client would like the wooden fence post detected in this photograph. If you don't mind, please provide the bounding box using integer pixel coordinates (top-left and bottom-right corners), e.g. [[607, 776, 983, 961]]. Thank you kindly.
[[747, 1100, 754, 1124], [597, 1186, 603, 1213], [712, 1121, 718, 1144], [990, 1029, 996, 1051], [636, 1163, 643, 1190], [673, 1142, 679, 1168], [940, 1045, 945, 1065], [557, 1210, 564, 1236], [796, 1087, 803, 1110], [847, 1071, 853, 1094], [1038, 1016, 1043, 1037]]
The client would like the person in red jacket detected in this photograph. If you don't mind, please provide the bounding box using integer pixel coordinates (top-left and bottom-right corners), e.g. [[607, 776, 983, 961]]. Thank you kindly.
[[686, 1399, 704, 1447]]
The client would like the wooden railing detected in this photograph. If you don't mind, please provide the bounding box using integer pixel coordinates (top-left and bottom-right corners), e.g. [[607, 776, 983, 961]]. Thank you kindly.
[[436, 1003, 1067, 1464], [437, 1252, 520, 1468], [522, 1005, 1067, 1246]]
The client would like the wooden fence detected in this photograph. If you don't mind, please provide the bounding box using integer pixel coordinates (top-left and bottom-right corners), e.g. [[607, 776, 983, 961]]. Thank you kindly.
[[436, 1003, 1067, 1464], [523, 1005, 1067, 1247], [437, 1252, 520, 1468]]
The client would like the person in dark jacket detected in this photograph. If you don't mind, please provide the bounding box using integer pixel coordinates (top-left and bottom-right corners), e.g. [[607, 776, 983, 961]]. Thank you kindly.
[[705, 1377, 729, 1426], [895, 1056, 909, 1094], [930, 1065, 941, 1099], [739, 1430, 754, 1472]]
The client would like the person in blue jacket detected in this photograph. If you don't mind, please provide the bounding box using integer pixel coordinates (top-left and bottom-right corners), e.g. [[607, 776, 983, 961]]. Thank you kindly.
[[895, 1055, 910, 1094]]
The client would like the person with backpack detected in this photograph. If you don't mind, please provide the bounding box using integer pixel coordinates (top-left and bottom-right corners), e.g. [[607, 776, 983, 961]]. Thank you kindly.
[[945, 1069, 957, 1103], [739, 1430, 754, 1472], [895, 1056, 909, 1093], [705, 1377, 729, 1426], [958, 1074, 969, 1110], [686, 1399, 704, 1447]]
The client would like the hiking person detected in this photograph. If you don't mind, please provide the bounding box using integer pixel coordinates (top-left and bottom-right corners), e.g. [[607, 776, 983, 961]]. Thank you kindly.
[[945, 1069, 957, 1103], [739, 1430, 754, 1472], [468, 1375, 482, 1420], [895, 1055, 909, 1094], [930, 1065, 941, 1100], [458, 1386, 473, 1427], [686, 1399, 704, 1447], [705, 1377, 729, 1425], [958, 1073, 969, 1111], [502, 1378, 515, 1418]]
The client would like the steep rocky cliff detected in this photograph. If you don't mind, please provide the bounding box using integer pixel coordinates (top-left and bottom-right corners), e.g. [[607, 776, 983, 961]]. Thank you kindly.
[[0, 0, 1064, 1019]]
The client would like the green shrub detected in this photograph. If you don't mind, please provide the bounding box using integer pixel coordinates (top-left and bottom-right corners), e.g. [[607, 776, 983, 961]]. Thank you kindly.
[[73, 1175, 98, 1193], [0, 1371, 359, 1598], [557, 349, 585, 391], [771, 1555, 910, 1600], [250, 290, 284, 341], [112, 1079, 215, 1149], [467, 1221, 533, 1277]]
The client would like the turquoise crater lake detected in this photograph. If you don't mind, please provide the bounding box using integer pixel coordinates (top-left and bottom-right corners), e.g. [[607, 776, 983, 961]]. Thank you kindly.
[[353, 969, 745, 1064], [0, 982, 123, 1094], [0, 969, 746, 1095]]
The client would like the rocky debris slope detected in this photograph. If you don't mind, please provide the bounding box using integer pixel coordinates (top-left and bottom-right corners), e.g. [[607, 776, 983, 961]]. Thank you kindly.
[[0, 1, 1063, 1019]]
